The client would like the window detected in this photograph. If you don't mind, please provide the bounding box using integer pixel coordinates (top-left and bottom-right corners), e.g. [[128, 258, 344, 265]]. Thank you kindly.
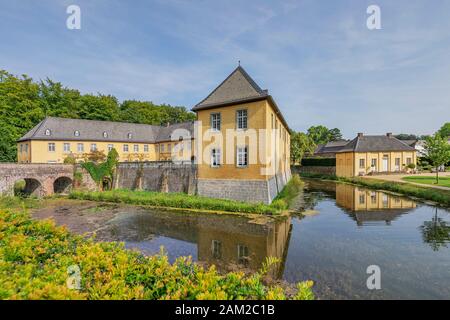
[[24, 144, 28, 153], [134, 144, 139, 152], [127, 133, 133, 139], [371, 159, 377, 168], [144, 144, 149, 153], [359, 159, 365, 169], [237, 244, 249, 265], [103, 132, 108, 138], [77, 143, 84, 153], [45, 129, 51, 136], [236, 109, 248, 129], [211, 148, 221, 167], [48, 143, 55, 152], [63, 143, 71, 153], [370, 192, 377, 204], [108, 144, 114, 152], [90, 143, 97, 152], [359, 193, 365, 205], [123, 144, 129, 152], [406, 157, 412, 165], [395, 158, 401, 166], [210, 113, 221, 131], [20, 144, 23, 153], [211, 240, 222, 259], [160, 144, 165, 152], [237, 146, 248, 167], [167, 144, 172, 152], [74, 130, 80, 137]]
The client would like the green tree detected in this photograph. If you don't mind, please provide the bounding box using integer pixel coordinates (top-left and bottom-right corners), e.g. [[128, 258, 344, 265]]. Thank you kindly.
[[291, 132, 316, 164], [81, 149, 119, 191], [425, 134, 450, 184], [437, 122, 450, 139], [420, 208, 450, 251], [306, 125, 342, 145]]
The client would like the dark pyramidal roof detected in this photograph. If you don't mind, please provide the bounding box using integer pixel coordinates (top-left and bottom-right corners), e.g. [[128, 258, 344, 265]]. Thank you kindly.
[[338, 134, 415, 153], [192, 65, 290, 130], [18, 117, 194, 143]]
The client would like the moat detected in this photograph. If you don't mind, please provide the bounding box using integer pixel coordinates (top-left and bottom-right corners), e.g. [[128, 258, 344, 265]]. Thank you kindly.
[[32, 179, 450, 300]]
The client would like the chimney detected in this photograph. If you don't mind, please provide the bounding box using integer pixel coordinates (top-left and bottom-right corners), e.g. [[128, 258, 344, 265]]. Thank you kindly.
[[357, 133, 363, 138], [386, 132, 393, 138]]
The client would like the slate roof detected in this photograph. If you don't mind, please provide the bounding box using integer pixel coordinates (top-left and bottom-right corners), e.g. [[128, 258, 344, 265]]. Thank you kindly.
[[338, 134, 416, 153], [192, 66, 290, 130], [315, 140, 350, 155], [18, 117, 194, 143]]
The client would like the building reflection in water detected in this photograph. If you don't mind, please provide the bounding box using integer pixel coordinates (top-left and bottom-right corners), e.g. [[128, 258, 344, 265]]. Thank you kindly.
[[105, 210, 292, 279], [335, 183, 417, 226]]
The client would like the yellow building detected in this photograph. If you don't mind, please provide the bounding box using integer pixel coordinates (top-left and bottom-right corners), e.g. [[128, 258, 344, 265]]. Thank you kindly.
[[192, 65, 291, 203], [17, 117, 194, 164], [336, 133, 417, 177]]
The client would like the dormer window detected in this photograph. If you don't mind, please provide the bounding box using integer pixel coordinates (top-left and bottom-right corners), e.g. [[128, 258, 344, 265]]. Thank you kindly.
[[45, 129, 51, 136], [74, 130, 80, 137], [127, 133, 133, 139], [103, 131, 108, 138]]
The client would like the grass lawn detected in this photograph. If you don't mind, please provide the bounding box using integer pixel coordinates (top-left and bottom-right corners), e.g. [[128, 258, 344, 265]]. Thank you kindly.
[[402, 176, 450, 188]]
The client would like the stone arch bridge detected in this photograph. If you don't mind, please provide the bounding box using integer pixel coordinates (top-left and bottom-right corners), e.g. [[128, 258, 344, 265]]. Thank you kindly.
[[0, 164, 74, 197]]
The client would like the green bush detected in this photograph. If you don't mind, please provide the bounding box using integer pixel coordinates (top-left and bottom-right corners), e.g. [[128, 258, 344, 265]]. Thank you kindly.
[[299, 172, 450, 206], [69, 190, 285, 215], [0, 209, 314, 300], [301, 158, 336, 167]]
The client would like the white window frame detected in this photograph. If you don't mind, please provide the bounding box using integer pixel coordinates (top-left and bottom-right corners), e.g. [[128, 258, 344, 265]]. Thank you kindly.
[[45, 129, 51, 136], [210, 113, 221, 131], [77, 143, 84, 153], [211, 148, 221, 167], [237, 244, 249, 265], [48, 143, 55, 152], [134, 144, 139, 152], [90, 143, 97, 152], [359, 158, 365, 169], [74, 130, 80, 137], [236, 146, 248, 168], [144, 144, 149, 153], [63, 143, 71, 153], [211, 240, 222, 259], [123, 144, 129, 153], [108, 144, 114, 152], [236, 109, 248, 130], [160, 144, 165, 152]]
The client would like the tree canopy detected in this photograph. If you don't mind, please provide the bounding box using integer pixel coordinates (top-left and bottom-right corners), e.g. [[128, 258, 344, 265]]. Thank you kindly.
[[0, 70, 196, 162], [437, 122, 450, 139], [306, 125, 342, 145]]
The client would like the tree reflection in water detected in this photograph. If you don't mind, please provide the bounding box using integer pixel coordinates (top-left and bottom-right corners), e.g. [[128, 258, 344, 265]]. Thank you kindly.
[[420, 207, 450, 251]]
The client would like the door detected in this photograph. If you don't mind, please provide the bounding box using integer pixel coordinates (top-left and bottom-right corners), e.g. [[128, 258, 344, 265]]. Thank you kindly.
[[382, 156, 389, 172]]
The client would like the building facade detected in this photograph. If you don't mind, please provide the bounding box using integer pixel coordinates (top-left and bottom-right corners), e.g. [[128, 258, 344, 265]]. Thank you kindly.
[[335, 133, 417, 177], [17, 66, 291, 204], [192, 66, 291, 204], [17, 117, 194, 164]]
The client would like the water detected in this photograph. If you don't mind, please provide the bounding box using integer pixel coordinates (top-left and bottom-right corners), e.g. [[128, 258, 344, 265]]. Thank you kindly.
[[34, 180, 450, 299]]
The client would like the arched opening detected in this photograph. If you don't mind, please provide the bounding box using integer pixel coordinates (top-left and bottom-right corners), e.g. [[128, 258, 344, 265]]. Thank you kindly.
[[14, 178, 42, 197], [102, 177, 112, 191], [54, 176, 73, 194]]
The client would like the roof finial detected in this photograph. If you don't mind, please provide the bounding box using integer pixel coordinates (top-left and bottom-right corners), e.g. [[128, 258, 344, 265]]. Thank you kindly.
[[238, 60, 240, 66]]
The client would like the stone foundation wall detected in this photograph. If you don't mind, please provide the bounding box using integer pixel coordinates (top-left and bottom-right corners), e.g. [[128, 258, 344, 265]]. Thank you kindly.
[[116, 162, 197, 194]]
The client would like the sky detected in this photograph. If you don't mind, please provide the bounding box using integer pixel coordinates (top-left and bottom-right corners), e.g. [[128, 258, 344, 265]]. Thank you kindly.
[[1, 0, 449, 138]]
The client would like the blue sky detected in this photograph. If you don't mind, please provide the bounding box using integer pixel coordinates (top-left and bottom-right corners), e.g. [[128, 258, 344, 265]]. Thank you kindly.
[[1, 0, 449, 138]]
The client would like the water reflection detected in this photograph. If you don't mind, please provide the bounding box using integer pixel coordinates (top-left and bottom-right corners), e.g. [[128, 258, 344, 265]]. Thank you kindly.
[[420, 207, 450, 251], [104, 211, 292, 277]]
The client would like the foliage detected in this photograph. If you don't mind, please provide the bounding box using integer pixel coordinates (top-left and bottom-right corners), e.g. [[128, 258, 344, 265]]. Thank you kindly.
[[69, 189, 286, 215], [290, 132, 316, 164], [425, 134, 450, 184], [0, 208, 314, 300], [299, 172, 450, 206], [81, 149, 119, 190], [437, 122, 450, 139], [273, 175, 304, 208], [306, 125, 342, 145], [63, 155, 77, 165], [420, 208, 450, 251], [301, 157, 336, 167], [0, 70, 196, 162]]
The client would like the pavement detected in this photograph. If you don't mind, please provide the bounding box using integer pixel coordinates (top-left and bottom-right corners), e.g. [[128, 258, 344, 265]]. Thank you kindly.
[[363, 171, 450, 191]]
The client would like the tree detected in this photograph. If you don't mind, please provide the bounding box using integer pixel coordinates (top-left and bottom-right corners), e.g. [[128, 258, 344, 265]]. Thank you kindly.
[[291, 132, 316, 164], [306, 125, 342, 145], [437, 122, 450, 139], [424, 134, 450, 184], [420, 208, 450, 251], [81, 149, 119, 191]]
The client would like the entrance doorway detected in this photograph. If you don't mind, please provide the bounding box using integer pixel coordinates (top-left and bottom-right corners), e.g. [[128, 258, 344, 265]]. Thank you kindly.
[[382, 156, 389, 172]]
